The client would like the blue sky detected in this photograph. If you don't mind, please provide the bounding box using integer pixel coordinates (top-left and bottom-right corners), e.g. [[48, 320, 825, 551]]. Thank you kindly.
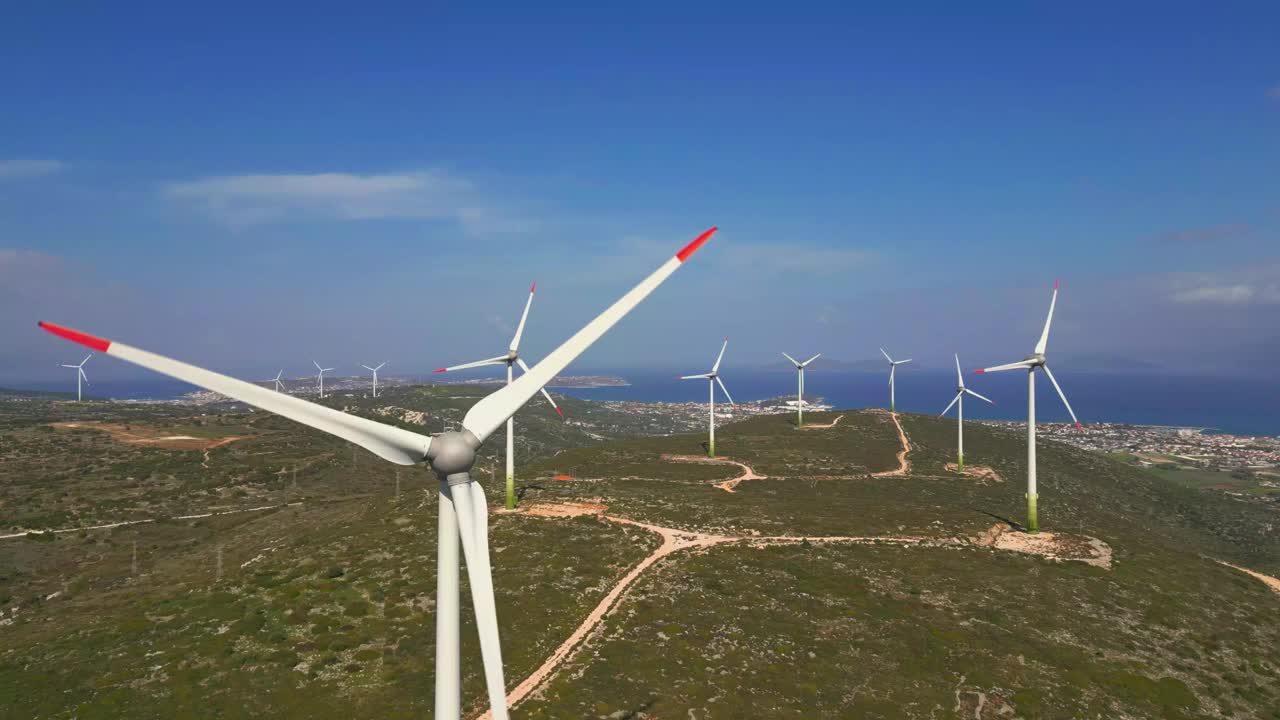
[[3, 2, 1279, 383]]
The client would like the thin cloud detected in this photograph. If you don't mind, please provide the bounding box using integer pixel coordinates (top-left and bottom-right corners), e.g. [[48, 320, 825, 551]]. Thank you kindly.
[[0, 159, 66, 180], [163, 170, 521, 233], [1168, 267, 1280, 306], [1153, 223, 1251, 244]]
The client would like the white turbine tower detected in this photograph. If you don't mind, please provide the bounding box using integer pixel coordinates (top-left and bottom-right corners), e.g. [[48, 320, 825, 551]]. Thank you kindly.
[[880, 348, 911, 413], [61, 354, 91, 401], [434, 282, 563, 511], [976, 279, 1082, 533], [362, 362, 386, 398], [272, 370, 286, 393], [939, 354, 993, 471], [781, 352, 820, 427], [680, 338, 736, 457], [38, 226, 718, 720], [313, 361, 334, 399]]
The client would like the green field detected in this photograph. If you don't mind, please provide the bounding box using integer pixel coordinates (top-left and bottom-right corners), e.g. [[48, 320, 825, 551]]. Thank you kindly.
[[2, 396, 1279, 718]]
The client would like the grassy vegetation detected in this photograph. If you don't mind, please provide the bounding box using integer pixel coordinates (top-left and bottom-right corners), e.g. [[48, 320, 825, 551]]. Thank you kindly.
[[2, 395, 1278, 718]]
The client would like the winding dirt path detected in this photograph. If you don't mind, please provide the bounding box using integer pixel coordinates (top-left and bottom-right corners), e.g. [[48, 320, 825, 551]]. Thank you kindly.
[[1217, 560, 1280, 596], [485, 505, 958, 718], [660, 454, 767, 493], [871, 411, 912, 477], [799, 413, 846, 430], [0, 502, 299, 541]]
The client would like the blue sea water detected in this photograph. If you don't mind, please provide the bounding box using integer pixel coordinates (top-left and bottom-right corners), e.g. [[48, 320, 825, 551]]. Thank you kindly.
[[10, 370, 1279, 438], [555, 369, 1280, 438]]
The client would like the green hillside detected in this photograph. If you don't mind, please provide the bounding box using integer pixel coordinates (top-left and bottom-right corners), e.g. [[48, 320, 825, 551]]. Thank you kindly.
[[2, 398, 1277, 719]]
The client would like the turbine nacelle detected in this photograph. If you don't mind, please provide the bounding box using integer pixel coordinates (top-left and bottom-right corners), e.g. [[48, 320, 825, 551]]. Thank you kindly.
[[426, 429, 481, 480], [1025, 353, 1046, 366]]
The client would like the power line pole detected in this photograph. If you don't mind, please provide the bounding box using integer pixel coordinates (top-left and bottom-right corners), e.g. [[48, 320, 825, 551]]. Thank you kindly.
[[131, 540, 138, 576]]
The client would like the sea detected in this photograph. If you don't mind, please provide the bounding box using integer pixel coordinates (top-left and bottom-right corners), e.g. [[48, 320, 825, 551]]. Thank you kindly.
[[10, 370, 1279, 438]]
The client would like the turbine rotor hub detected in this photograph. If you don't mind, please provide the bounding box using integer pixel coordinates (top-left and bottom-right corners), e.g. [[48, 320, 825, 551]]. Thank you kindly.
[[427, 429, 480, 484], [1025, 353, 1046, 366]]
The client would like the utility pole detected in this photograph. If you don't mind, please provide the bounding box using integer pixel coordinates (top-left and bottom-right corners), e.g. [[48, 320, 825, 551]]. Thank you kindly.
[[131, 540, 138, 576], [216, 545, 224, 583]]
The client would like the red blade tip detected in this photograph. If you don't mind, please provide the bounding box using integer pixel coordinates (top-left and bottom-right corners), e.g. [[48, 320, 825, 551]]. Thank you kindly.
[[555, 407, 564, 418], [433, 368, 448, 373], [973, 368, 985, 374], [1075, 422, 1083, 432], [530, 281, 536, 293], [676, 227, 718, 262], [38, 321, 111, 353], [1054, 278, 1060, 290]]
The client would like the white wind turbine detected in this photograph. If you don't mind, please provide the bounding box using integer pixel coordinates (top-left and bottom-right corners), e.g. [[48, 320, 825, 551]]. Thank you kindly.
[[939, 354, 993, 471], [272, 370, 287, 393], [680, 338, 736, 457], [975, 280, 1082, 533], [362, 362, 386, 398], [880, 348, 911, 413], [61, 354, 91, 401], [38, 226, 719, 720], [313, 361, 334, 399], [781, 352, 820, 427], [434, 282, 563, 511]]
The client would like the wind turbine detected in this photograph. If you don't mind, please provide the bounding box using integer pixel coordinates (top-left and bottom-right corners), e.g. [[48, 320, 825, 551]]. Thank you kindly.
[[434, 282, 563, 511], [272, 370, 287, 393], [975, 280, 1082, 533], [680, 338, 736, 457], [781, 352, 820, 427], [313, 361, 334, 399], [362, 362, 386, 398], [880, 348, 911, 413], [939, 354, 993, 471], [37, 225, 718, 720], [61, 354, 91, 401]]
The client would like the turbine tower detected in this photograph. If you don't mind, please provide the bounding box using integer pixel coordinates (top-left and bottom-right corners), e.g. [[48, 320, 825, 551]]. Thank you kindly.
[[37, 225, 719, 720], [680, 338, 736, 457], [313, 361, 334, 399], [976, 280, 1082, 533], [272, 370, 286, 393], [60, 354, 91, 401], [880, 348, 911, 413], [781, 352, 820, 427], [434, 282, 563, 511], [939, 354, 993, 471], [362, 362, 386, 398]]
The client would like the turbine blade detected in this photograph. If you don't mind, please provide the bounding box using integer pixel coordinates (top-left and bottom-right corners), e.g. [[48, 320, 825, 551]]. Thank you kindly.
[[880, 347, 893, 363], [1040, 364, 1082, 430], [361, 365, 375, 372], [1034, 279, 1059, 355], [38, 321, 432, 465], [711, 337, 729, 373], [679, 373, 713, 380], [61, 364, 76, 368], [462, 227, 717, 443], [964, 388, 995, 404], [940, 392, 961, 417], [801, 352, 821, 367], [509, 282, 536, 353], [434, 356, 509, 373], [954, 354, 963, 387], [81, 354, 92, 366], [896, 358, 912, 365], [781, 352, 799, 367], [375, 362, 386, 371], [715, 375, 736, 406], [79, 368, 89, 384], [449, 483, 510, 720], [975, 360, 1034, 373], [516, 357, 564, 418], [313, 360, 322, 371]]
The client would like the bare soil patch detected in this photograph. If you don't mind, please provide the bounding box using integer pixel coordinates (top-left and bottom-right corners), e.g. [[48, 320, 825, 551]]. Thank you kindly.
[[660, 454, 767, 492], [52, 421, 252, 451], [1216, 560, 1280, 596], [972, 523, 1113, 569], [944, 463, 1003, 483], [799, 413, 845, 429]]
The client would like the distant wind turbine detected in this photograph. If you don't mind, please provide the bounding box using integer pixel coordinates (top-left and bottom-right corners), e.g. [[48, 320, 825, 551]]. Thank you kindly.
[[880, 348, 911, 412], [782, 352, 820, 427], [434, 282, 563, 510], [680, 338, 736, 457], [939, 354, 993, 471], [976, 280, 1083, 533], [313, 361, 334, 399], [272, 370, 286, 393], [362, 362, 386, 398], [61, 354, 91, 401]]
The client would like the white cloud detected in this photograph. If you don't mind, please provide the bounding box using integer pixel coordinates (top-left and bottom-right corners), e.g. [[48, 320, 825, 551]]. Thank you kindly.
[[1172, 284, 1259, 304], [0, 159, 66, 180], [1169, 267, 1280, 306], [163, 170, 521, 233]]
